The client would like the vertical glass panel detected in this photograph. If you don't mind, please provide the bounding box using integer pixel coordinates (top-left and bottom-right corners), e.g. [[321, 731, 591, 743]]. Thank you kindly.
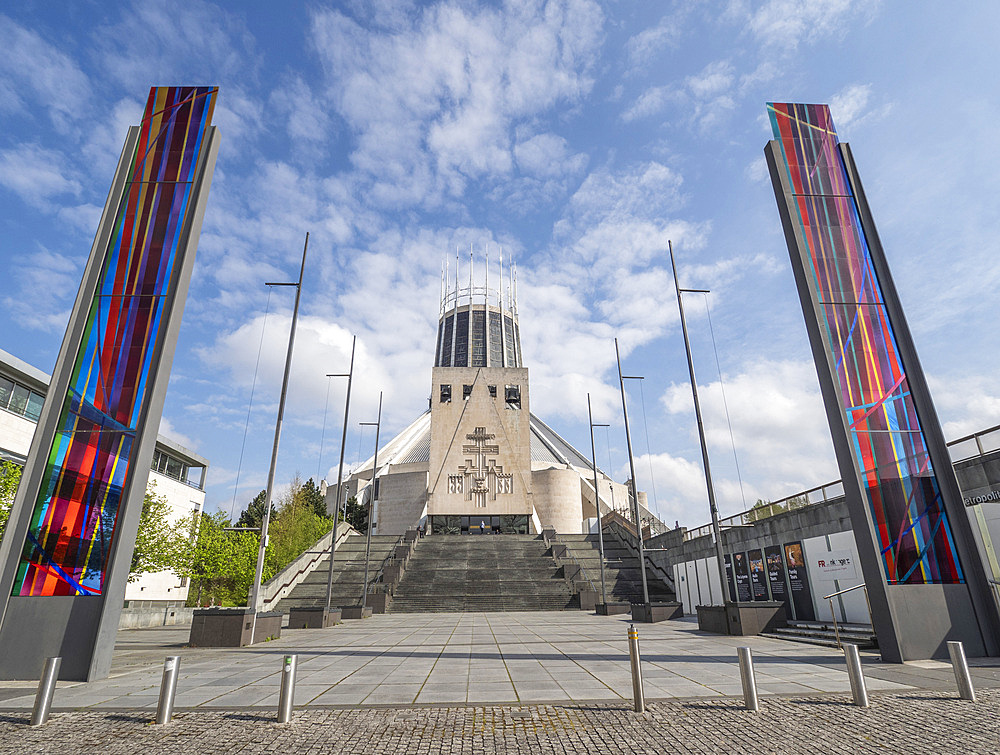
[[503, 315, 515, 367], [13, 86, 218, 597], [768, 101, 963, 584], [441, 314, 454, 367], [488, 311, 502, 366], [434, 320, 444, 367], [454, 311, 469, 367], [8, 384, 28, 415], [25, 391, 45, 422], [0, 377, 13, 409], [471, 310, 486, 367]]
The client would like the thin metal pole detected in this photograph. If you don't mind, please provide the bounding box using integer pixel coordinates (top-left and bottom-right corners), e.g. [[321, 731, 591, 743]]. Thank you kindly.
[[587, 394, 608, 606], [30, 656, 60, 726], [843, 643, 869, 707], [360, 393, 383, 608], [737, 647, 759, 711], [627, 624, 645, 713], [325, 336, 356, 612], [947, 641, 976, 701], [154, 656, 181, 724], [616, 339, 650, 606], [668, 240, 729, 614], [249, 233, 309, 622], [277, 654, 298, 723]]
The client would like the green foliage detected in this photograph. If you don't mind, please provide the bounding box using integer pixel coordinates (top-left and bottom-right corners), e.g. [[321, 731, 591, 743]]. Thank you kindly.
[[182, 476, 334, 607], [0, 461, 23, 541], [129, 482, 189, 582], [236, 489, 273, 529], [297, 477, 327, 517], [342, 495, 366, 531]]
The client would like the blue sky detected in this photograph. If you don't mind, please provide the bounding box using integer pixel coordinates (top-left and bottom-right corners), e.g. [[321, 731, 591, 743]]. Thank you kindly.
[[2, 1, 999, 528]]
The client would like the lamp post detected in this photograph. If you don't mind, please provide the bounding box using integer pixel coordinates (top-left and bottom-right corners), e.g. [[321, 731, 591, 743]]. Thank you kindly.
[[668, 239, 730, 613], [324, 336, 356, 612], [248, 233, 309, 631], [358, 392, 382, 609], [587, 393, 610, 606], [615, 338, 650, 606]]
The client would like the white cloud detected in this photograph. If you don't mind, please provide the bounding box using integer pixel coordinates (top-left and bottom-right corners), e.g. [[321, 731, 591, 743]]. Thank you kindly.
[[622, 61, 735, 131], [626, 15, 681, 67], [310, 0, 604, 207], [1, 247, 81, 333], [514, 132, 587, 180], [0, 15, 92, 131], [829, 83, 871, 129], [737, 0, 876, 50], [0, 144, 81, 210]]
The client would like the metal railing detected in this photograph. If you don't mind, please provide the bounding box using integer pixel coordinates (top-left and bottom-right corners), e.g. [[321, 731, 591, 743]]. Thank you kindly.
[[363, 533, 407, 602], [683, 480, 845, 541], [822, 583, 874, 649], [946, 422, 1000, 462]]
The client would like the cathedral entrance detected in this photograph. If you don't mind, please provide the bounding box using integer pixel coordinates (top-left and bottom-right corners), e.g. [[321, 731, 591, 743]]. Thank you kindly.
[[428, 515, 530, 535]]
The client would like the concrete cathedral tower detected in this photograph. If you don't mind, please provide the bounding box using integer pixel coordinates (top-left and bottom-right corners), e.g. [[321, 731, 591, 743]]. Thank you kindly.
[[331, 247, 658, 537], [427, 250, 534, 534]]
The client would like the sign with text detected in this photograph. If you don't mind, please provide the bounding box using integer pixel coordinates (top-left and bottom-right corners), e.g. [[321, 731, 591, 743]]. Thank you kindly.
[[784, 541, 815, 621], [749, 548, 769, 601], [733, 552, 752, 602], [764, 545, 788, 608], [813, 550, 857, 579], [724, 554, 737, 602]]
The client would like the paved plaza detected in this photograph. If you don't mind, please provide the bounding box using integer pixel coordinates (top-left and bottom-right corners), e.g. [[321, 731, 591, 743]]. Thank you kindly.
[[1, 611, 999, 752]]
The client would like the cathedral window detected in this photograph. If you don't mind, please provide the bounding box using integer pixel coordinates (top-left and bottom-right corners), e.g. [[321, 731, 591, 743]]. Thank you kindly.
[[488, 385, 497, 398], [463, 384, 473, 400], [505, 385, 521, 408], [440, 384, 451, 403]]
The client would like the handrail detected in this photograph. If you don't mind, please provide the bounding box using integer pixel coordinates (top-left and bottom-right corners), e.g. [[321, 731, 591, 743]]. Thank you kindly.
[[557, 542, 597, 595], [822, 583, 874, 649], [364, 533, 407, 602]]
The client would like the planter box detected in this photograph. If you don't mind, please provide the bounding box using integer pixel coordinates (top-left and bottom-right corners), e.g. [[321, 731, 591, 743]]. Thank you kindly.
[[631, 602, 683, 623], [189, 609, 282, 647], [383, 563, 404, 587], [394, 544, 412, 561], [367, 593, 391, 614], [287, 607, 341, 629], [596, 602, 631, 616], [578, 589, 598, 611], [696, 602, 788, 635], [404, 529, 419, 544], [341, 605, 374, 619], [561, 563, 580, 580], [550, 544, 567, 558]]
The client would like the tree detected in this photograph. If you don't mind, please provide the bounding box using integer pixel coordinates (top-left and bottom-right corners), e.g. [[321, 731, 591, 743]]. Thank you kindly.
[[0, 461, 22, 541], [342, 495, 366, 531], [178, 510, 260, 607], [129, 482, 187, 582], [236, 489, 273, 529], [297, 477, 327, 517]]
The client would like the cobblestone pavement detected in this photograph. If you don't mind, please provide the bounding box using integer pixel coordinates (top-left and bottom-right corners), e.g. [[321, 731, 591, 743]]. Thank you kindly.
[[1, 687, 997, 754]]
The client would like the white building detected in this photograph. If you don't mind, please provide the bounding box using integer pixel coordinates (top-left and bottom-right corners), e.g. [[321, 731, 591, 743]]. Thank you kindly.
[[0, 348, 207, 607]]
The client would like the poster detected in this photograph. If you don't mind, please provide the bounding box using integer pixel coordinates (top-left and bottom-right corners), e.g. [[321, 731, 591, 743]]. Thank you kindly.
[[724, 554, 737, 602], [733, 551, 752, 602], [784, 541, 815, 621], [764, 545, 789, 610], [748, 548, 769, 601]]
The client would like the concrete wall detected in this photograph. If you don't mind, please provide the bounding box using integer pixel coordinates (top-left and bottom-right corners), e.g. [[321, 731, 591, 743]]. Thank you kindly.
[[118, 606, 194, 630], [531, 468, 585, 533], [375, 469, 428, 536], [954, 449, 1000, 587], [0, 409, 36, 460]]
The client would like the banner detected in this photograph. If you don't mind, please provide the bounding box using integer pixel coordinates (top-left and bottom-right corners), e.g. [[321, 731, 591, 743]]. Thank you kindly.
[[765, 545, 789, 610], [724, 554, 737, 602], [784, 541, 815, 621], [813, 550, 858, 580], [749, 548, 769, 601], [733, 551, 752, 602]]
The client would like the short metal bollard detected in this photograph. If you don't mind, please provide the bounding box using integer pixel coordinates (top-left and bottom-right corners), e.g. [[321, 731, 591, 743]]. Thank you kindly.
[[627, 624, 645, 713], [737, 647, 759, 712], [30, 657, 61, 727], [843, 643, 869, 707], [277, 654, 298, 723], [155, 656, 181, 724], [947, 641, 976, 701]]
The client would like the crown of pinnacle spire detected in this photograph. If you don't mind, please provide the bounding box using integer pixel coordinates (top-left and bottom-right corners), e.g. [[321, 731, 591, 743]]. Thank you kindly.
[[435, 244, 521, 368]]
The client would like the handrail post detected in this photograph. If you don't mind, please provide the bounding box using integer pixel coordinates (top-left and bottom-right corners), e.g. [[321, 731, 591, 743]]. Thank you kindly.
[[947, 641, 976, 701], [829, 599, 842, 649]]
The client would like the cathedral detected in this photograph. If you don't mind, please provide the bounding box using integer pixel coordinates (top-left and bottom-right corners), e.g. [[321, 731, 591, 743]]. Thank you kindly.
[[327, 253, 652, 535]]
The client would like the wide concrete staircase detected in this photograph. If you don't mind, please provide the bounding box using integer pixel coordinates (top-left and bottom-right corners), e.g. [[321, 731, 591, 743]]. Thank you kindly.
[[390, 535, 575, 612], [274, 534, 398, 613], [559, 533, 675, 603], [762, 620, 878, 650]]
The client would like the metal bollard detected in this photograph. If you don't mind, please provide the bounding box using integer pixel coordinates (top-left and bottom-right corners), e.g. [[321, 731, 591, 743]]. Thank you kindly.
[[947, 641, 976, 701], [843, 643, 869, 707], [277, 654, 298, 723], [737, 647, 759, 712], [30, 657, 61, 727], [627, 625, 645, 713], [155, 656, 181, 724]]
